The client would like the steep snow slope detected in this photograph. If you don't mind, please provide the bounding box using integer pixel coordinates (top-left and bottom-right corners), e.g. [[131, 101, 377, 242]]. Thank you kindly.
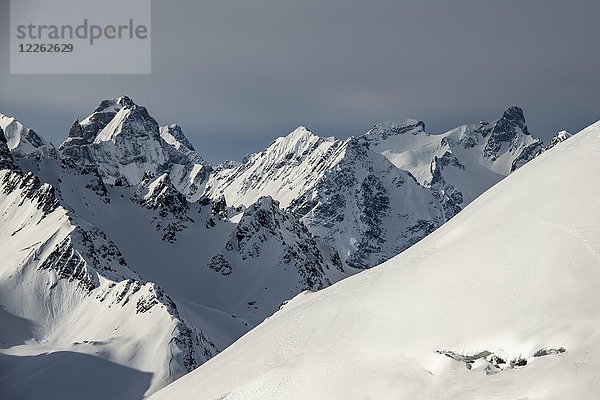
[[149, 121, 600, 400], [206, 127, 447, 267], [4, 105, 347, 351], [0, 129, 217, 400], [16, 146, 346, 346], [205, 126, 341, 208]]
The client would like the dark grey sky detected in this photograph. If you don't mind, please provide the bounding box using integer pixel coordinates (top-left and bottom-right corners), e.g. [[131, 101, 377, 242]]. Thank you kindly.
[[1, 0, 599, 163]]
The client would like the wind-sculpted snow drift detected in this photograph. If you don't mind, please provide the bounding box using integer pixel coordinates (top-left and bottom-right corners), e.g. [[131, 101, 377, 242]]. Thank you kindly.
[[148, 121, 600, 400]]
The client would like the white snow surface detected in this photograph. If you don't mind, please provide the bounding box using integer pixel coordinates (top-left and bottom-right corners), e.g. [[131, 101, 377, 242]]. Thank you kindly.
[[0, 106, 351, 400], [0, 146, 217, 399], [149, 121, 600, 400], [0, 113, 52, 157]]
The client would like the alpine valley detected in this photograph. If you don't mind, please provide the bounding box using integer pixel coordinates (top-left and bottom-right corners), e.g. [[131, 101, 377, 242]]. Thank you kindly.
[[0, 97, 578, 399]]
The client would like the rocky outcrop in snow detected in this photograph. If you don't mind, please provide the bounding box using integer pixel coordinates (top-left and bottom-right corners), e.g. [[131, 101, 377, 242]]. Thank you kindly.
[[213, 196, 341, 290], [533, 130, 573, 157]]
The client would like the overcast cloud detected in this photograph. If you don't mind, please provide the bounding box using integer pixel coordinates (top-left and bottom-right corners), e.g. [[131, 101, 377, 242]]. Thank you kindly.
[[1, 0, 599, 163]]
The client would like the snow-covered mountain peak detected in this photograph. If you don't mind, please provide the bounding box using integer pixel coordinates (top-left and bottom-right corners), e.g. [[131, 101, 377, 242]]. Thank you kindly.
[[366, 118, 426, 139], [233, 196, 289, 240], [272, 126, 321, 153], [160, 124, 196, 152], [92, 95, 136, 114], [64, 96, 177, 150], [250, 195, 280, 212], [210, 194, 343, 295], [58, 96, 209, 194], [289, 125, 312, 137], [0, 112, 52, 157], [481, 105, 534, 161]]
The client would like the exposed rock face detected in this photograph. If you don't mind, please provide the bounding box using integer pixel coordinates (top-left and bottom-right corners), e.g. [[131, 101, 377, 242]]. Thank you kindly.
[[215, 196, 340, 291], [482, 106, 533, 160], [59, 96, 211, 199], [0, 127, 19, 171], [511, 141, 544, 171], [428, 151, 465, 219], [361, 106, 544, 217], [135, 173, 193, 243], [206, 127, 447, 269], [67, 119, 84, 142]]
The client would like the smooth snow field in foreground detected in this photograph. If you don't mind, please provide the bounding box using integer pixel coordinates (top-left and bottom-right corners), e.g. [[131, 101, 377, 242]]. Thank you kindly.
[[150, 122, 600, 400]]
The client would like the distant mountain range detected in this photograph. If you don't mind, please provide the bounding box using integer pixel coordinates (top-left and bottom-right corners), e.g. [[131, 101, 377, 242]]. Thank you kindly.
[[0, 97, 574, 399], [149, 113, 600, 400]]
